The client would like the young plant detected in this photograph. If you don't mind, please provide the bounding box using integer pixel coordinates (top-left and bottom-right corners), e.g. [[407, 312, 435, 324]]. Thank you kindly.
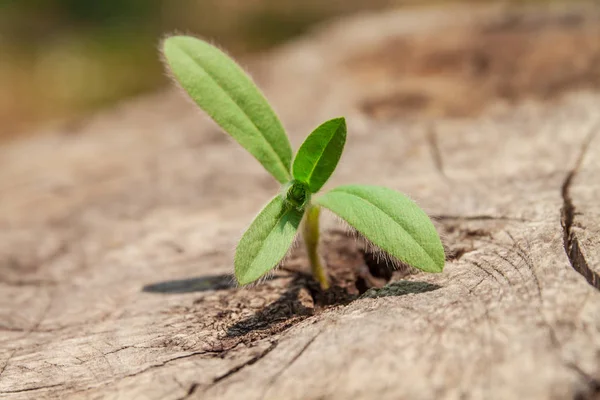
[[162, 36, 445, 288]]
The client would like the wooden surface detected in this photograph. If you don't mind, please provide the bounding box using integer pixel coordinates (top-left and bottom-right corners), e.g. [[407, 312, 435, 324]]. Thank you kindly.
[[1, 3, 600, 399]]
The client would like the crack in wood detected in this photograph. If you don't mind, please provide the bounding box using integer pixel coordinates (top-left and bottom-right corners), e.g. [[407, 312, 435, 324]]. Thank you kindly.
[[426, 125, 448, 180], [565, 362, 600, 400], [433, 214, 530, 222], [173, 342, 281, 399], [0, 288, 57, 388], [102, 345, 134, 357], [0, 383, 63, 395], [214, 341, 278, 384], [67, 349, 222, 397], [561, 128, 600, 290], [0, 325, 26, 332], [201, 341, 279, 395], [0, 350, 15, 382], [261, 331, 321, 400], [0, 278, 58, 287], [175, 383, 199, 400]]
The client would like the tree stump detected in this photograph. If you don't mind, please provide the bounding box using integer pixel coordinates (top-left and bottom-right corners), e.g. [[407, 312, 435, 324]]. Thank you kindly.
[[1, 3, 599, 399]]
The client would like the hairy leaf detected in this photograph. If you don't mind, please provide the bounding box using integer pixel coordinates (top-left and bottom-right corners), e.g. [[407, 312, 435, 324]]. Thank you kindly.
[[292, 118, 346, 193], [315, 185, 445, 273], [235, 195, 303, 285], [162, 36, 292, 183]]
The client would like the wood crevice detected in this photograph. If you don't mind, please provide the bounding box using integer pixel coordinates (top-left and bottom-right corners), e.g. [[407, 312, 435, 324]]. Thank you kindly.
[[0, 383, 63, 395], [67, 349, 225, 397], [560, 128, 600, 290], [261, 331, 321, 399], [426, 125, 448, 180], [201, 341, 279, 396]]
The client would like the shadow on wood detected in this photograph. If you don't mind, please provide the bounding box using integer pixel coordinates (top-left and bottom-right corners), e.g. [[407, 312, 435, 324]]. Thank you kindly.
[[360, 280, 441, 299], [142, 274, 237, 293]]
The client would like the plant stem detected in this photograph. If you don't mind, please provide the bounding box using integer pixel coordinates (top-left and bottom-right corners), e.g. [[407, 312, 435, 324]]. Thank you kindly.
[[303, 204, 330, 290]]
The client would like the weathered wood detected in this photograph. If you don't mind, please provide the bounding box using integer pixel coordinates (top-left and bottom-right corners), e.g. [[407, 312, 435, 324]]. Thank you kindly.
[[1, 3, 600, 399]]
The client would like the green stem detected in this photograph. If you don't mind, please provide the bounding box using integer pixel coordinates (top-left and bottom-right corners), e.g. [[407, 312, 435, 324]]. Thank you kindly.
[[303, 204, 329, 289]]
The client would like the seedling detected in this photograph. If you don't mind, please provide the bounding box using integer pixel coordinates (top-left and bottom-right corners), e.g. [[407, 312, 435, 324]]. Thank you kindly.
[[162, 36, 445, 288]]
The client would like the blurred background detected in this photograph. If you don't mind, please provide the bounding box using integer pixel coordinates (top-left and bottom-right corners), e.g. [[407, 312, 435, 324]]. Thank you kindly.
[[0, 0, 560, 141]]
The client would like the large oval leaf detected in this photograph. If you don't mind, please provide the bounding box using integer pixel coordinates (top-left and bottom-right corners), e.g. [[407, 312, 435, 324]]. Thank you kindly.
[[163, 36, 292, 183], [235, 195, 303, 285], [292, 117, 346, 193], [315, 185, 445, 273]]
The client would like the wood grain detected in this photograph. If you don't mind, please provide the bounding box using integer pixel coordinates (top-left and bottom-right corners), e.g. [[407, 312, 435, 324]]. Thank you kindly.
[[1, 3, 599, 399]]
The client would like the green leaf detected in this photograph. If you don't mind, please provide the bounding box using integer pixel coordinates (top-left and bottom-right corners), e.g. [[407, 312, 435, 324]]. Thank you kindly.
[[162, 36, 292, 183], [235, 195, 303, 285], [292, 118, 346, 193], [315, 185, 445, 273]]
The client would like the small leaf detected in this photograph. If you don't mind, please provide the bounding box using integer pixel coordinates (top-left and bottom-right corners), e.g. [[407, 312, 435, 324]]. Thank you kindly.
[[315, 185, 445, 273], [162, 36, 292, 183], [235, 195, 303, 285], [292, 117, 346, 193]]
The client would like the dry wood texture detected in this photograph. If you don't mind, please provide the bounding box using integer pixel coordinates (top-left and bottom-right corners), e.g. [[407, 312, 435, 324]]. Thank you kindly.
[[1, 3, 600, 400]]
